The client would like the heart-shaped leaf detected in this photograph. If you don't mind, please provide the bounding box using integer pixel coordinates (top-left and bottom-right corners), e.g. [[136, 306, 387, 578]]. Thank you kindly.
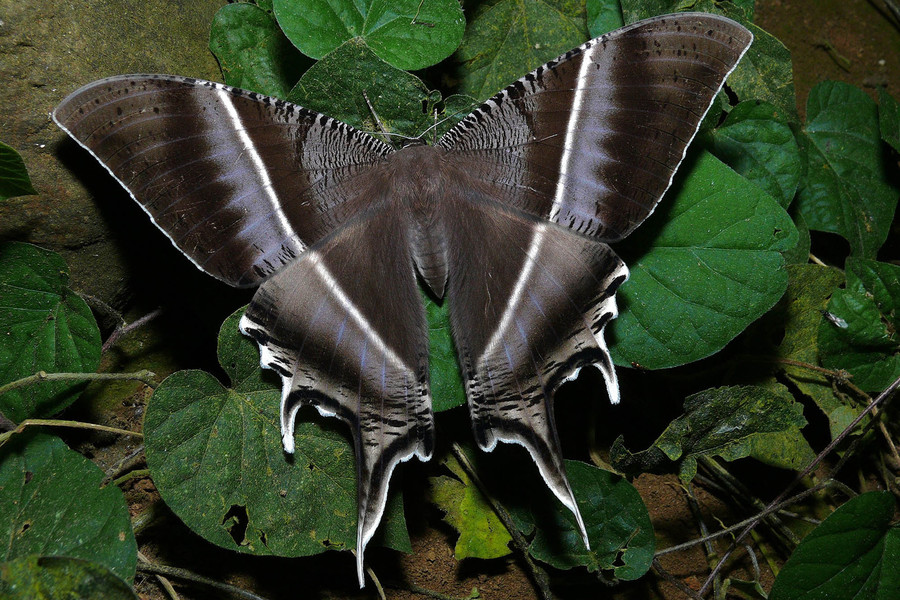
[[610, 152, 797, 370], [0, 431, 137, 582], [143, 307, 410, 560], [273, 0, 464, 70], [0, 141, 37, 201], [0, 243, 101, 423]]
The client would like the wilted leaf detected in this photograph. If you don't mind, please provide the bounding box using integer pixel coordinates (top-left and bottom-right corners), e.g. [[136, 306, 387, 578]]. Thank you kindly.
[[705, 100, 801, 207], [429, 455, 512, 560], [770, 264, 850, 439], [0, 243, 102, 423], [453, 0, 586, 101], [288, 38, 438, 138], [0, 141, 37, 201], [0, 556, 137, 600], [610, 152, 798, 370], [0, 432, 136, 581], [611, 385, 813, 480], [273, 0, 464, 70], [819, 258, 900, 392], [209, 2, 308, 98], [769, 492, 900, 600], [144, 307, 410, 559], [796, 81, 898, 258]]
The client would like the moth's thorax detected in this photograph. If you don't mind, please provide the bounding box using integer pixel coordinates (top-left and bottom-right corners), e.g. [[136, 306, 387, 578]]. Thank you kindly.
[[390, 144, 453, 298]]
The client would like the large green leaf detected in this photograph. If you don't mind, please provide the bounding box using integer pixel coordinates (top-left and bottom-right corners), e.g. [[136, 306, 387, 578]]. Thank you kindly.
[[0, 432, 137, 582], [453, 0, 586, 101], [819, 258, 900, 392], [209, 2, 308, 99], [288, 38, 439, 138], [0, 141, 37, 201], [610, 152, 797, 369], [704, 100, 801, 207], [796, 81, 898, 258], [622, 1, 796, 118], [273, 0, 464, 70], [0, 243, 101, 423], [144, 307, 410, 560], [0, 556, 137, 600], [429, 455, 512, 560], [425, 294, 466, 412], [769, 492, 900, 600], [611, 385, 813, 480]]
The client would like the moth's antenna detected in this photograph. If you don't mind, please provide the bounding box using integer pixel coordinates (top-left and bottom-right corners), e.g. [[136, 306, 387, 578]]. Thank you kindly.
[[417, 102, 474, 142], [362, 90, 391, 138]]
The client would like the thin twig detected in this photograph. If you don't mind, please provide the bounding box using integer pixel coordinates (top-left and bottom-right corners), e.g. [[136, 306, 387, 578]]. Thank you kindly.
[[103, 444, 146, 485], [651, 558, 703, 600], [136, 562, 270, 600], [0, 369, 158, 397], [137, 551, 180, 600], [112, 468, 150, 487], [102, 308, 162, 353], [450, 443, 555, 600], [0, 418, 143, 447], [698, 373, 900, 596]]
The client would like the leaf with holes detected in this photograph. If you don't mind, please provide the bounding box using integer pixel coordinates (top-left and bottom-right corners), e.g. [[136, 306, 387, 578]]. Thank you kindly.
[[0, 431, 136, 581], [610, 152, 797, 370], [144, 307, 410, 560], [0, 242, 102, 423]]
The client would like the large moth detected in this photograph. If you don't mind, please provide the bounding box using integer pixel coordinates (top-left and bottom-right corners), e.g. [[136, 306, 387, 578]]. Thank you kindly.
[[53, 13, 752, 584]]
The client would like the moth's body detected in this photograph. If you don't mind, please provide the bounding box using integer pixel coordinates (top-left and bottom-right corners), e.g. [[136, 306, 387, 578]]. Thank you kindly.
[[52, 12, 752, 587]]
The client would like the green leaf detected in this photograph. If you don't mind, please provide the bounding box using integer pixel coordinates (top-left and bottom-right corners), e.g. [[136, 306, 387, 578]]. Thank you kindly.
[[819, 258, 900, 392], [429, 455, 512, 560], [611, 385, 813, 480], [622, 1, 797, 119], [144, 307, 410, 560], [453, 0, 586, 101], [769, 491, 900, 600], [0, 243, 102, 423], [704, 100, 802, 207], [273, 0, 464, 70], [0, 431, 137, 581], [288, 38, 438, 138], [209, 2, 309, 99], [0, 556, 138, 600], [586, 0, 624, 37], [511, 461, 654, 580], [610, 152, 797, 369], [0, 141, 37, 201], [425, 294, 466, 412], [796, 81, 898, 258], [878, 87, 900, 153], [769, 264, 850, 439]]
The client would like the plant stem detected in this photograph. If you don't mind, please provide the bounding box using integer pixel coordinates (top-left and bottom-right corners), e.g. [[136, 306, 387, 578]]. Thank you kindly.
[[450, 443, 555, 600], [0, 369, 158, 398], [698, 373, 900, 596], [136, 562, 269, 600], [113, 468, 150, 487], [0, 418, 143, 447], [102, 308, 162, 353]]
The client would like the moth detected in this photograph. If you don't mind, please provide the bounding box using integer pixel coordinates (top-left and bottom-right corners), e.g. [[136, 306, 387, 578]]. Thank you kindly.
[[53, 13, 752, 585]]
